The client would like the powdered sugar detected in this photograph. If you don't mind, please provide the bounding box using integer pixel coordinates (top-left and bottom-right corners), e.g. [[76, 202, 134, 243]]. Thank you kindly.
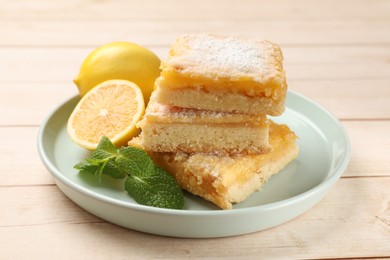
[[170, 34, 275, 80]]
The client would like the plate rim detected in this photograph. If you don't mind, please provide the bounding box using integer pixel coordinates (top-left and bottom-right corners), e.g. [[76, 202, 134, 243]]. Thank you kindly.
[[37, 90, 351, 217]]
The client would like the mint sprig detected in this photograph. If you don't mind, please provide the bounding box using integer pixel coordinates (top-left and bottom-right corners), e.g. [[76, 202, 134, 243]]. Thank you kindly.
[[74, 136, 184, 209]]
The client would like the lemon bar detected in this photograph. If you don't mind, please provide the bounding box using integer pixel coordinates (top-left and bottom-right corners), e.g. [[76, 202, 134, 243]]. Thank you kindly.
[[137, 94, 271, 155], [130, 122, 298, 209], [156, 34, 287, 116]]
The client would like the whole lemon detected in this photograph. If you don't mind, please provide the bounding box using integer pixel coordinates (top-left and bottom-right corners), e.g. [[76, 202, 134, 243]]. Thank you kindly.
[[74, 42, 161, 103]]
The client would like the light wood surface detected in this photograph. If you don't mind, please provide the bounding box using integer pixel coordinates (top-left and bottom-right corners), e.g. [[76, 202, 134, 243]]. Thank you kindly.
[[1, 0, 389, 259]]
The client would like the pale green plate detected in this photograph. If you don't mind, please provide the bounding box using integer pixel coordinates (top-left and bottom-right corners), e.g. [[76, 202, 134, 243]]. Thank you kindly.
[[37, 91, 350, 238]]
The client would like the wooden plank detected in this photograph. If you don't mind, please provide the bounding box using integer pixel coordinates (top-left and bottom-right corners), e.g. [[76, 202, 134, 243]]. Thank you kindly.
[[1, 18, 390, 46], [2, 41, 389, 63], [343, 121, 390, 177], [1, 45, 389, 124], [1, 80, 389, 125], [2, 0, 390, 19], [1, 121, 389, 187], [1, 78, 390, 126], [1, 46, 390, 84], [0, 127, 55, 186], [0, 178, 389, 258], [0, 83, 76, 126], [289, 79, 390, 120]]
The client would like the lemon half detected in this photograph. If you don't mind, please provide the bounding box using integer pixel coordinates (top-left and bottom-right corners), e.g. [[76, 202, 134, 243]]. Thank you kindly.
[[67, 79, 145, 150]]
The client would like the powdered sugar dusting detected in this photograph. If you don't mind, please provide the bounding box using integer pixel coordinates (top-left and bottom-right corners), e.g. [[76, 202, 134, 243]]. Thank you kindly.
[[170, 34, 275, 80]]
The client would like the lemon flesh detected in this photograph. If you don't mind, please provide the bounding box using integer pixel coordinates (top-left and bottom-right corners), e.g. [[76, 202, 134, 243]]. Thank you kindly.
[[67, 79, 145, 150], [74, 42, 160, 104]]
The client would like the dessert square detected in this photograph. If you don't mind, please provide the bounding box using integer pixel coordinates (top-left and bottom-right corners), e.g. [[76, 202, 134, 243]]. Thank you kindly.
[[130, 122, 298, 209], [156, 34, 287, 116], [137, 94, 271, 155]]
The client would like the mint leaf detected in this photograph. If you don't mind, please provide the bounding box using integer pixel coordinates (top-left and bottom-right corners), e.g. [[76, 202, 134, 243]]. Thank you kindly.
[[102, 161, 127, 179], [90, 136, 117, 160], [124, 166, 184, 209], [75, 158, 126, 180], [74, 159, 99, 175], [74, 136, 185, 209], [74, 137, 125, 181], [116, 146, 154, 177], [74, 158, 107, 182]]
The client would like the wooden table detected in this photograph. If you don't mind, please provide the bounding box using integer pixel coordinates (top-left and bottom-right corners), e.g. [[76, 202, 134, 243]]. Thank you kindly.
[[1, 0, 389, 258]]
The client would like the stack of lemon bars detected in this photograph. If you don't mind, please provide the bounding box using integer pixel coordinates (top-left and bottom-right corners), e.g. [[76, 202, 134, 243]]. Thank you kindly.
[[132, 34, 299, 209]]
